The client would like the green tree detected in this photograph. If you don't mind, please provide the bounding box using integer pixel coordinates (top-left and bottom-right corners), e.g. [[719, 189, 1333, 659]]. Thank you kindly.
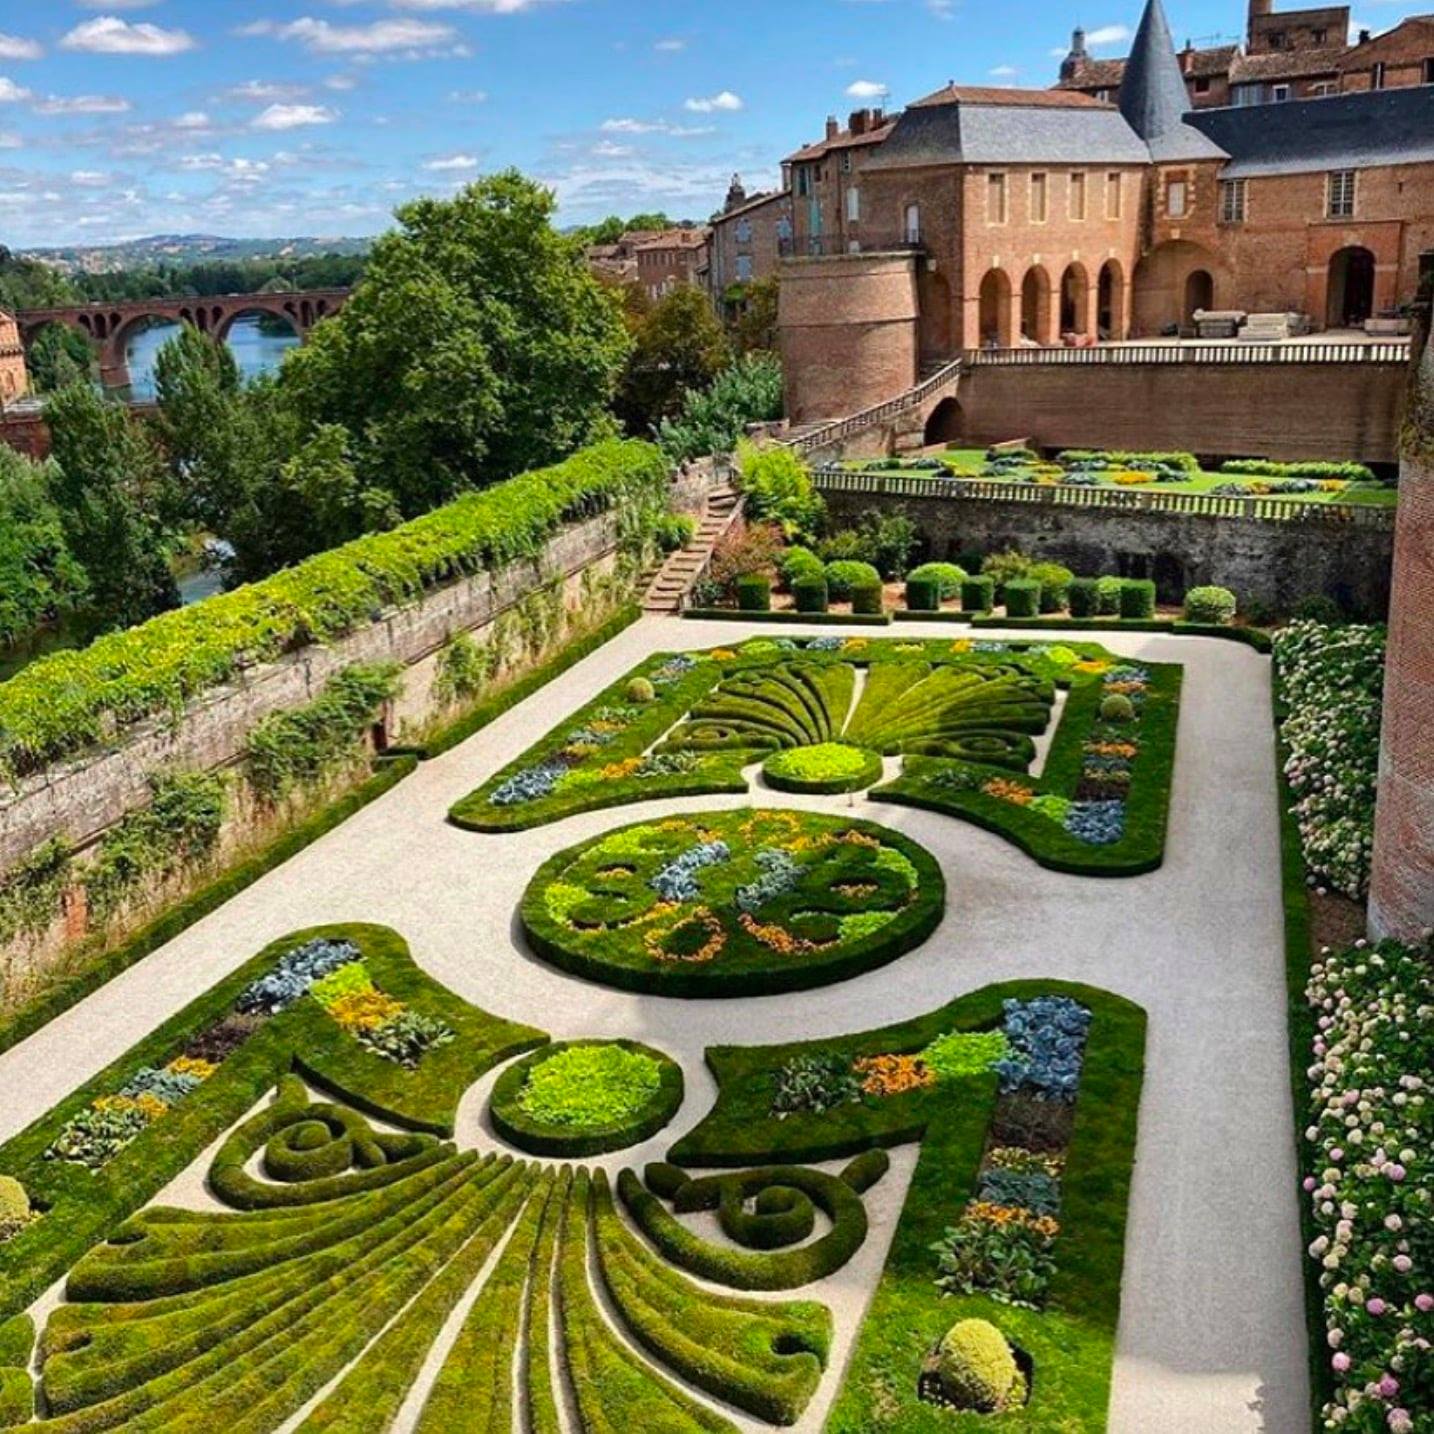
[[617, 286, 731, 435], [25, 326, 94, 394], [44, 384, 179, 629], [279, 170, 631, 515], [657, 351, 784, 462], [0, 446, 87, 648], [731, 276, 780, 355]]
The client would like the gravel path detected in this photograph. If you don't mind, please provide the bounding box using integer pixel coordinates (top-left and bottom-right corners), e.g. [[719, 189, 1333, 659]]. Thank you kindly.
[[0, 616, 1309, 1433]]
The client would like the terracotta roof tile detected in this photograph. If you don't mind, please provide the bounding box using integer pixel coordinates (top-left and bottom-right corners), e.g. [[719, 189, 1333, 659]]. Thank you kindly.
[[1229, 46, 1346, 81], [911, 84, 1111, 108]]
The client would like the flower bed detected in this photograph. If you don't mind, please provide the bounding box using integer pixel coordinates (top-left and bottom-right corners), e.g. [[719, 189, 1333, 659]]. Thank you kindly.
[[489, 1039, 684, 1157], [520, 809, 945, 997], [762, 742, 883, 794], [1273, 622, 1385, 900], [1301, 938, 1431, 1433]]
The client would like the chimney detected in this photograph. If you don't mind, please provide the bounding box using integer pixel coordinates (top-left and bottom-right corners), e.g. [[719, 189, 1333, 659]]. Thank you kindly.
[[1358, 27, 1371, 41], [873, 107, 885, 125], [825, 115, 839, 140], [1060, 26, 1089, 81], [849, 108, 869, 135], [1248, 0, 1273, 20]]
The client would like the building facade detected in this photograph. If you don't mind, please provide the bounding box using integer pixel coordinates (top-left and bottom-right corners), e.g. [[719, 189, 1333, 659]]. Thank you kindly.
[[706, 177, 794, 299], [0, 310, 28, 406], [785, 109, 901, 256], [778, 0, 1434, 421], [629, 228, 710, 302]]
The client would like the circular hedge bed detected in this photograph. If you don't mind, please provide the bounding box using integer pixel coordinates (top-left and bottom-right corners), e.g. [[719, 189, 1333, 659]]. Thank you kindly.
[[762, 742, 883, 795], [520, 809, 945, 997], [490, 1039, 683, 1156]]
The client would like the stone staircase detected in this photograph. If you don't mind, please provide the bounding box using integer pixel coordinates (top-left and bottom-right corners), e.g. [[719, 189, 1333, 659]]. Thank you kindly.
[[642, 484, 744, 614]]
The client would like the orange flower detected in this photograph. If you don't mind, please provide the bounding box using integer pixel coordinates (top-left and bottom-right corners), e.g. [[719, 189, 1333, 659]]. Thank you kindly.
[[964, 1201, 1061, 1238], [644, 907, 726, 964], [738, 912, 825, 955], [982, 778, 1034, 806], [853, 1053, 934, 1097]]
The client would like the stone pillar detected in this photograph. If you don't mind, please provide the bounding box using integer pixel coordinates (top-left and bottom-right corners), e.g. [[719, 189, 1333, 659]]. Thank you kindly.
[[1369, 297, 1434, 941]]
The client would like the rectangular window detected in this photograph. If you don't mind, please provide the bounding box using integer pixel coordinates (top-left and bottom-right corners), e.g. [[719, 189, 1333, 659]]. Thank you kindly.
[[1069, 170, 1087, 220], [796, 167, 811, 198], [987, 172, 1008, 224], [1030, 172, 1048, 223], [1167, 178, 1188, 218], [1220, 177, 1247, 223], [841, 151, 853, 173], [1194, 76, 1211, 94], [1312, 26, 1327, 43], [1272, 83, 1290, 101], [1327, 169, 1356, 218], [846, 186, 860, 224], [1372, 62, 1387, 90], [1105, 171, 1122, 219], [1424, 57, 1434, 84]]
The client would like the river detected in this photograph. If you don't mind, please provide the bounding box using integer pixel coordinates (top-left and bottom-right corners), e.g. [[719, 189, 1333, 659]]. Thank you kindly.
[[124, 315, 300, 399]]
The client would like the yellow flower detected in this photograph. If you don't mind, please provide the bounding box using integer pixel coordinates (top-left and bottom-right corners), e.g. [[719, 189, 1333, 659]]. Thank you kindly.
[[853, 1053, 934, 1097], [710, 648, 738, 660], [950, 639, 973, 654], [167, 1056, 217, 1081], [982, 778, 1034, 806], [328, 990, 406, 1033]]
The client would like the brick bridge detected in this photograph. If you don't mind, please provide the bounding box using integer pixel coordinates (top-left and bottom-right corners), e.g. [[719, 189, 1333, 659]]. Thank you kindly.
[[15, 289, 349, 390]]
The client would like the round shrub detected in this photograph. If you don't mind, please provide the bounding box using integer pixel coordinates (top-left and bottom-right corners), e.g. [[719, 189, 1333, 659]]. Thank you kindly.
[[1068, 576, 1100, 618], [1182, 585, 1236, 625], [961, 575, 995, 613], [780, 545, 825, 588], [906, 562, 966, 601], [1119, 578, 1157, 620], [627, 676, 656, 704], [1100, 693, 1135, 722], [937, 1319, 1024, 1413], [793, 577, 829, 614], [763, 743, 882, 795], [490, 1039, 684, 1157], [736, 574, 772, 612], [1003, 578, 1040, 618], [824, 560, 881, 601], [1293, 593, 1344, 625], [0, 1177, 30, 1223], [1095, 575, 1123, 615], [905, 576, 940, 612], [850, 580, 884, 616]]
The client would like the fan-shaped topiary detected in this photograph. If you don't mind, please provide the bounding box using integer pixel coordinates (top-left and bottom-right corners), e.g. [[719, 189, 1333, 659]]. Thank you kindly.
[[936, 1319, 1023, 1412]]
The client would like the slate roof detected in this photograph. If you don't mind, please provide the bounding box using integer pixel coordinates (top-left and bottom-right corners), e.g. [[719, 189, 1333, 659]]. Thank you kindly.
[[1188, 84, 1434, 175], [1119, 0, 1230, 159], [1056, 43, 1238, 91]]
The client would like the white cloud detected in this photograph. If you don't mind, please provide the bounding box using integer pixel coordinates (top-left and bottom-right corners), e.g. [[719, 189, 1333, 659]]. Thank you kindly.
[[0, 33, 42, 61], [70, 170, 111, 187], [0, 78, 31, 103], [684, 90, 743, 113], [175, 111, 212, 129], [61, 17, 197, 55], [1085, 23, 1131, 45], [423, 152, 480, 170], [241, 17, 457, 54], [252, 102, 338, 130], [390, 0, 559, 9], [0, 132, 20, 149], [324, 74, 358, 91], [654, 38, 686, 52], [845, 79, 888, 99], [601, 116, 714, 136], [449, 88, 489, 103], [989, 64, 1019, 77], [592, 140, 632, 156], [33, 93, 132, 114], [224, 79, 310, 103]]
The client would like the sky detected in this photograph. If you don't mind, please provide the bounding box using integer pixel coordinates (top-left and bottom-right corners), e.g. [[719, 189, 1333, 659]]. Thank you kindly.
[[0, 0, 1424, 248]]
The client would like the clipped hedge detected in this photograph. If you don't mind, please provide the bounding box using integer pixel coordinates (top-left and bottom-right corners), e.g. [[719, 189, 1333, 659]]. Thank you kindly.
[[1004, 579, 1040, 618], [961, 575, 995, 613], [793, 577, 829, 614], [905, 577, 940, 612], [0, 439, 669, 782], [1120, 579, 1157, 620], [906, 562, 966, 601], [617, 1157, 876, 1291], [489, 1039, 684, 1157], [1221, 457, 1373, 483], [736, 574, 771, 612], [850, 580, 884, 616], [824, 560, 881, 601]]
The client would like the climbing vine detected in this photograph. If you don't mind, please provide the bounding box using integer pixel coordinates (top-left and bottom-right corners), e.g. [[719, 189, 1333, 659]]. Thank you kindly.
[[0, 840, 73, 948]]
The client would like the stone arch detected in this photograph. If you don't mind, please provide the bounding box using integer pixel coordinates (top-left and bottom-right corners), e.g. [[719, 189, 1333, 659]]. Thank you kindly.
[[1184, 270, 1214, 325], [215, 304, 303, 345], [1060, 262, 1091, 336], [923, 395, 964, 445], [1020, 265, 1053, 345], [1326, 246, 1376, 329], [1131, 239, 1223, 337], [1097, 259, 1125, 339], [977, 268, 1014, 349]]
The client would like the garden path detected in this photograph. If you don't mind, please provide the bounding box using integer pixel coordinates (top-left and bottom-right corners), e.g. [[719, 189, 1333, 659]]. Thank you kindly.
[[0, 616, 1308, 1434]]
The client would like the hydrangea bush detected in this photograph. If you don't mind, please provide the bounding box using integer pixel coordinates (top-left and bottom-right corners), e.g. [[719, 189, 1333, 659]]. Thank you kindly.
[[1274, 621, 1384, 899], [1303, 938, 1431, 1433]]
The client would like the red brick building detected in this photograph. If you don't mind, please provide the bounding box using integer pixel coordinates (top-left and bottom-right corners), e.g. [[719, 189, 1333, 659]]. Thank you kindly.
[[0, 309, 28, 407], [706, 176, 793, 298], [628, 228, 710, 302], [778, 0, 1434, 420], [784, 109, 901, 257]]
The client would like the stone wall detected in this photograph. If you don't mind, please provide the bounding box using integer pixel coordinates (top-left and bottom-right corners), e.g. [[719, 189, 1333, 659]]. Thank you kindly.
[[0, 510, 624, 875], [951, 358, 1407, 464], [821, 486, 1395, 614]]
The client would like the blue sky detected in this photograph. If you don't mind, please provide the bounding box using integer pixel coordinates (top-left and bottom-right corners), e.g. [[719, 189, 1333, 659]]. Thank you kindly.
[[0, 0, 1423, 247]]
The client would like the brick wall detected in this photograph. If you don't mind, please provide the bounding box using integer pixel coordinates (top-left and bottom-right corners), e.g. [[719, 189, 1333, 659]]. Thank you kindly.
[[952, 357, 1405, 462], [820, 485, 1394, 614]]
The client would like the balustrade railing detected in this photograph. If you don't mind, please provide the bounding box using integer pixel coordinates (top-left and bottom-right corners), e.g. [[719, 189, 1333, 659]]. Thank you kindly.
[[962, 340, 1410, 366]]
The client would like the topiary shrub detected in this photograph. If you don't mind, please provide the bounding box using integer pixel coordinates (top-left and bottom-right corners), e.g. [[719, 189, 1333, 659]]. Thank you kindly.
[[1068, 577, 1100, 619], [1030, 561, 1074, 614], [1003, 579, 1040, 618], [780, 545, 825, 589], [1292, 593, 1344, 624], [850, 580, 884, 616], [1095, 575, 1123, 615], [961, 575, 995, 613], [736, 575, 772, 612], [905, 562, 966, 601], [980, 549, 1032, 595], [1182, 585, 1236, 625], [936, 1319, 1025, 1413], [1100, 693, 1135, 722], [627, 676, 656, 704], [1119, 579, 1156, 620], [824, 560, 881, 601], [905, 577, 940, 612], [794, 577, 829, 614]]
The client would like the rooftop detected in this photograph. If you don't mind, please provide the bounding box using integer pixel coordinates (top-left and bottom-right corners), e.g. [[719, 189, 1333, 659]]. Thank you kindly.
[[910, 84, 1110, 108], [785, 116, 899, 164]]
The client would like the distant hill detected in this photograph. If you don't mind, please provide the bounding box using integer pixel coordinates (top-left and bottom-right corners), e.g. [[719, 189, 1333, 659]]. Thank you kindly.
[[23, 234, 372, 276]]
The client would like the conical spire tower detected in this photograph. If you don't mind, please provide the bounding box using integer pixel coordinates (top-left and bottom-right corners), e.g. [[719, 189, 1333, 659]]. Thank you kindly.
[[1119, 0, 1227, 159]]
